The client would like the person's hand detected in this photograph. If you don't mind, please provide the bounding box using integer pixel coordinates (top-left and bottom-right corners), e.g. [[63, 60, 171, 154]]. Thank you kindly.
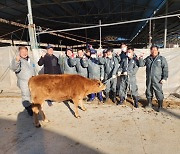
[[98, 52, 103, 57], [16, 55, 21, 62], [112, 75, 116, 79], [160, 79, 166, 84], [100, 77, 104, 81], [42, 51, 46, 57], [138, 52, 145, 59], [123, 72, 128, 76], [59, 52, 64, 57], [118, 71, 121, 76], [116, 50, 121, 56]]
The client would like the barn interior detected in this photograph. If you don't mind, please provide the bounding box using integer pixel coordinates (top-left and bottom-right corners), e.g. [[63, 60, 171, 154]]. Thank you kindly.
[[0, 1, 180, 154], [0, 0, 179, 50]]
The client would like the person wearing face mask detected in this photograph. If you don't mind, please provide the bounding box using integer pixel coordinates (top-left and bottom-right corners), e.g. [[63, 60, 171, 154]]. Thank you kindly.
[[38, 45, 61, 74], [120, 43, 128, 60], [74, 50, 88, 77], [139, 46, 168, 112], [10, 46, 36, 116], [99, 48, 119, 103], [81, 48, 104, 103], [58, 48, 77, 74], [117, 47, 139, 108], [85, 49, 91, 59]]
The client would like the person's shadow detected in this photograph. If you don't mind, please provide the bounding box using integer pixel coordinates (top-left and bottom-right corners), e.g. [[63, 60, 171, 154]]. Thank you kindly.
[[0, 110, 101, 154]]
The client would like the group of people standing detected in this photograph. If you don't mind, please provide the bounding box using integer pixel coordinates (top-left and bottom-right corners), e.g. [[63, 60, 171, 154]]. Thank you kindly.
[[11, 43, 168, 116]]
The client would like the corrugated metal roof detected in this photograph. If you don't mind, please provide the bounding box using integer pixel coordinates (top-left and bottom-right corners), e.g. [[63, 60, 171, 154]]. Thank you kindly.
[[0, 0, 179, 48]]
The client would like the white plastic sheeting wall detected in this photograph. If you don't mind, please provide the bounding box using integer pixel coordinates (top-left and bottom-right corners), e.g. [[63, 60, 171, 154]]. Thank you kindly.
[[0, 46, 179, 98]]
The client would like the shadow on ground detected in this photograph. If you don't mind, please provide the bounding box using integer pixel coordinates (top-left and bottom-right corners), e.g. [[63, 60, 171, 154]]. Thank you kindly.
[[0, 111, 101, 154]]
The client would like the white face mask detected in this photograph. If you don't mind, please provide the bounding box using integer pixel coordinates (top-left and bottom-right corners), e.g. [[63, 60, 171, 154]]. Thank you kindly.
[[127, 52, 132, 58], [91, 54, 97, 58], [122, 47, 127, 52]]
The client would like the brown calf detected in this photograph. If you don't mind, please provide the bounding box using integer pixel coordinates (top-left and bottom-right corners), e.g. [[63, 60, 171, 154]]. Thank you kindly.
[[28, 74, 106, 127]]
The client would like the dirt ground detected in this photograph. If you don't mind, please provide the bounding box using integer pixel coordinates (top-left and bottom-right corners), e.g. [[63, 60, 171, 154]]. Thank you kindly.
[[0, 91, 180, 154]]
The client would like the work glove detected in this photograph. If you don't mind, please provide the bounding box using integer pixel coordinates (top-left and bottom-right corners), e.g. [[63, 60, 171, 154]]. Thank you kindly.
[[123, 72, 128, 76], [112, 75, 116, 79], [160, 79, 166, 84]]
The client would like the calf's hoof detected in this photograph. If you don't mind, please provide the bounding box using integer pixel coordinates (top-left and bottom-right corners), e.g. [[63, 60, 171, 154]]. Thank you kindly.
[[82, 108, 87, 111], [75, 115, 81, 119], [35, 124, 41, 128], [44, 119, 50, 123]]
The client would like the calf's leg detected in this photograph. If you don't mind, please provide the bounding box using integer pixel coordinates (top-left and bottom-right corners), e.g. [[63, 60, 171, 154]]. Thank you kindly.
[[80, 99, 87, 111], [72, 98, 81, 118], [32, 104, 41, 128], [39, 108, 49, 123]]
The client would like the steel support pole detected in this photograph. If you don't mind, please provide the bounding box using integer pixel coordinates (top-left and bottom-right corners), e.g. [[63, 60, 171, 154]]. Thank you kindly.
[[27, 0, 38, 49], [99, 20, 102, 49], [27, 0, 40, 74], [149, 19, 152, 48], [164, 1, 168, 48]]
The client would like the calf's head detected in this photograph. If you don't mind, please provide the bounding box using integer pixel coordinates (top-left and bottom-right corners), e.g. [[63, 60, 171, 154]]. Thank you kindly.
[[88, 79, 106, 93]]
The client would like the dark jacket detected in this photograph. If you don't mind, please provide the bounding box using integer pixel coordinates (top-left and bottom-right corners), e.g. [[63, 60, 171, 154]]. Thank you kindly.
[[120, 51, 127, 60], [38, 53, 61, 74], [115, 51, 126, 64]]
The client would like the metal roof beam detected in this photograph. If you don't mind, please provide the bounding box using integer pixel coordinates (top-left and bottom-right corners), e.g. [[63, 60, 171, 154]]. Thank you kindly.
[[33, 0, 59, 17], [38, 9, 145, 20], [61, 0, 94, 3], [0, 17, 85, 43], [52, 0, 85, 23], [0, 1, 25, 14], [0, 2, 56, 9]]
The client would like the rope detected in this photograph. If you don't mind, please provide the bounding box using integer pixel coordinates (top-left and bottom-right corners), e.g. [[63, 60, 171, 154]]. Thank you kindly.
[[103, 74, 125, 84], [103, 73, 135, 109]]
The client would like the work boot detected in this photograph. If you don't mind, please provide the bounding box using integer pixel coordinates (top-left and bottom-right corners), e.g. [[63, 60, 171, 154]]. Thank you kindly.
[[46, 100, 53, 106], [98, 92, 103, 102], [25, 105, 33, 116], [133, 96, 139, 108], [104, 92, 109, 103], [146, 98, 152, 108], [112, 92, 117, 104], [87, 93, 95, 102], [117, 96, 125, 105], [157, 100, 163, 112]]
